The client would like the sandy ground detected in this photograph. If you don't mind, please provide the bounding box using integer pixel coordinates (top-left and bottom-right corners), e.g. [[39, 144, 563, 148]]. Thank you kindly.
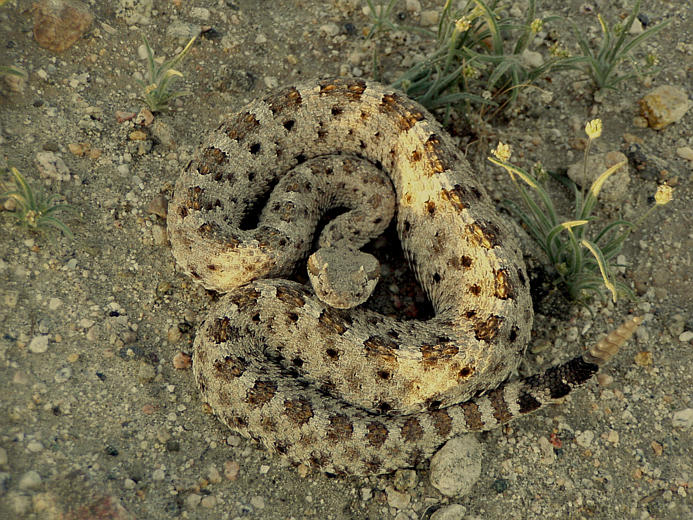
[[1, 1, 692, 518]]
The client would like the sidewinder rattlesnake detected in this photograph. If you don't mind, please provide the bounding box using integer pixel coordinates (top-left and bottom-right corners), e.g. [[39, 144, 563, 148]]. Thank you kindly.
[[167, 77, 642, 475]]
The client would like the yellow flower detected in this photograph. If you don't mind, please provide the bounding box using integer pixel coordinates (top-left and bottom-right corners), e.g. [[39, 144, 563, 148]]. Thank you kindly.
[[455, 17, 471, 33], [492, 142, 511, 162], [462, 64, 479, 79], [585, 119, 602, 139], [549, 41, 570, 58], [654, 184, 673, 205], [530, 18, 543, 34]]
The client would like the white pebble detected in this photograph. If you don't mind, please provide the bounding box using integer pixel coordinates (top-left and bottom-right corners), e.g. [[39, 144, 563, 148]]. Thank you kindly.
[[201, 495, 217, 508], [672, 408, 693, 429], [250, 496, 265, 509], [420, 9, 439, 26], [319, 23, 340, 37], [18, 470, 42, 490], [152, 468, 165, 480], [429, 435, 482, 497], [385, 486, 410, 509], [137, 44, 149, 60], [186, 493, 202, 508], [431, 504, 467, 520], [628, 17, 644, 34], [520, 49, 544, 68], [151, 224, 168, 246], [676, 146, 693, 161], [27, 440, 43, 453], [190, 7, 210, 20], [575, 430, 595, 448], [678, 331, 693, 343], [124, 478, 136, 489], [207, 465, 222, 484], [405, 0, 421, 13], [48, 297, 62, 310], [29, 335, 49, 353]]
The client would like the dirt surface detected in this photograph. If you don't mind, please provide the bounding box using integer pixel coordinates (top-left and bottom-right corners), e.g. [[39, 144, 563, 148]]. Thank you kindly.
[[1, 1, 692, 519]]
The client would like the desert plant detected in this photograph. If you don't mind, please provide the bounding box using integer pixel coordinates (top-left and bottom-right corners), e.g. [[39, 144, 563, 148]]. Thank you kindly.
[[570, 0, 670, 90], [0, 167, 73, 237], [0, 65, 26, 77], [367, 0, 572, 118], [488, 120, 672, 303], [136, 35, 197, 112]]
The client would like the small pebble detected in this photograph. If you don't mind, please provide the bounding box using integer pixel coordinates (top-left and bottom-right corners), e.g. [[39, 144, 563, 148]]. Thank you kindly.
[[224, 460, 240, 480], [575, 430, 594, 448], [319, 23, 340, 37], [651, 440, 663, 456], [429, 435, 482, 497], [596, 373, 614, 386], [393, 468, 417, 491], [167, 325, 182, 343], [29, 335, 49, 354], [137, 362, 156, 383], [250, 496, 265, 509], [191, 7, 210, 21], [33, 0, 94, 52], [420, 9, 439, 25], [201, 495, 217, 508], [207, 465, 222, 484], [639, 85, 692, 130], [151, 224, 168, 245], [172, 352, 192, 369], [679, 331, 693, 343], [27, 440, 44, 453], [607, 429, 620, 445], [385, 485, 410, 509], [676, 146, 693, 161], [431, 504, 467, 520], [152, 468, 165, 481], [672, 408, 693, 429], [115, 110, 136, 123], [124, 478, 136, 489], [19, 470, 42, 490], [634, 351, 653, 367], [405, 0, 421, 13], [186, 493, 202, 508], [147, 194, 169, 219]]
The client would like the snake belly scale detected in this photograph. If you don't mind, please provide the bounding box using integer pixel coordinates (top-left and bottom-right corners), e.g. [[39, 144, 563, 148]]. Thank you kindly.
[[167, 78, 642, 475]]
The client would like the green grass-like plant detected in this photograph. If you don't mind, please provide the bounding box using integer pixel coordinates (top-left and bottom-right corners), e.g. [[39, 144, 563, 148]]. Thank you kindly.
[[488, 120, 672, 304], [0, 65, 26, 77], [570, 0, 670, 90], [136, 35, 197, 112], [367, 0, 572, 118], [1, 167, 73, 238]]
